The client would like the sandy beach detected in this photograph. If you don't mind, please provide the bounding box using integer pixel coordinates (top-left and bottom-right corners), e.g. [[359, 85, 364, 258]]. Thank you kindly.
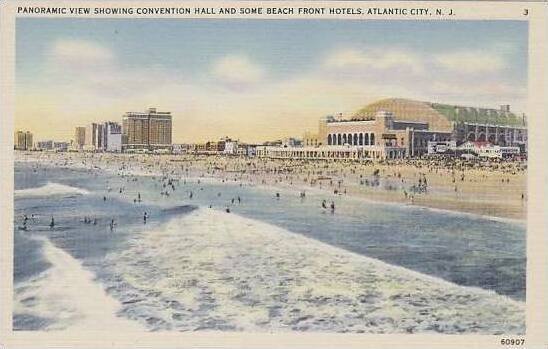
[[16, 151, 527, 220]]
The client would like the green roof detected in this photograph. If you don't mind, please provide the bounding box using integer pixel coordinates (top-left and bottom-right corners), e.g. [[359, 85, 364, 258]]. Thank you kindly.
[[430, 103, 526, 127]]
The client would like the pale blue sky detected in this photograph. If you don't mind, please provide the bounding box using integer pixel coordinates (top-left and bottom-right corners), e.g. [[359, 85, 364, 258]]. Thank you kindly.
[[16, 19, 528, 142]]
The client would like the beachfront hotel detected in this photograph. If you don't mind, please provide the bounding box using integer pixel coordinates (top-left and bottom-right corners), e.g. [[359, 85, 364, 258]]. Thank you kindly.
[[258, 98, 528, 161], [74, 127, 86, 151], [14, 130, 33, 150], [122, 108, 172, 152]]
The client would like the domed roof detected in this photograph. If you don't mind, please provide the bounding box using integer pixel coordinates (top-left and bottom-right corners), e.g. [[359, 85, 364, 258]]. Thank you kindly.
[[352, 98, 525, 128], [352, 98, 453, 131]]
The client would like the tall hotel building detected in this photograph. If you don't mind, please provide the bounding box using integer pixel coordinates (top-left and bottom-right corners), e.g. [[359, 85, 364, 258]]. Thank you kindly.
[[102, 122, 122, 152], [84, 123, 103, 151], [74, 127, 86, 150], [122, 108, 172, 151], [14, 130, 33, 150]]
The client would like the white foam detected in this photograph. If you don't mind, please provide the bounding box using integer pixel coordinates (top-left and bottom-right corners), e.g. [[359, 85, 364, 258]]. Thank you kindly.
[[106, 208, 524, 333], [15, 182, 90, 198], [14, 236, 143, 331]]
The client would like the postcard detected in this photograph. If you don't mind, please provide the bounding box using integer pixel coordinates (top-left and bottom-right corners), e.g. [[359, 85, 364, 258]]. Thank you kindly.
[[0, 1, 546, 348]]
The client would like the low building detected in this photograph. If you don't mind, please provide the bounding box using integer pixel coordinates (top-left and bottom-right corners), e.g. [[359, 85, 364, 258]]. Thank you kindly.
[[281, 137, 302, 148], [458, 141, 521, 159], [172, 144, 191, 154], [224, 140, 239, 155], [427, 141, 457, 155], [53, 141, 69, 152], [36, 140, 53, 151], [256, 144, 406, 161], [303, 132, 320, 147]]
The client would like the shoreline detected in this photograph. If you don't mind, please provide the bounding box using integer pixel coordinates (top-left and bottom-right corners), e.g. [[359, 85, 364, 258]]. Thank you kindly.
[[15, 151, 527, 221], [13, 152, 526, 333]]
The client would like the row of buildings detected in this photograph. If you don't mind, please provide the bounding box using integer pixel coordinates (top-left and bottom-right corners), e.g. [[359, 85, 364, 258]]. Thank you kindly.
[[427, 140, 521, 159], [73, 108, 172, 152], [15, 108, 173, 153], [15, 99, 528, 161], [259, 98, 527, 161], [15, 130, 74, 152]]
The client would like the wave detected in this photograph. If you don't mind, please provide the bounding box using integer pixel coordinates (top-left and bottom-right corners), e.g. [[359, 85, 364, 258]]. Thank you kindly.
[[15, 183, 90, 198], [102, 208, 524, 333], [13, 235, 143, 331]]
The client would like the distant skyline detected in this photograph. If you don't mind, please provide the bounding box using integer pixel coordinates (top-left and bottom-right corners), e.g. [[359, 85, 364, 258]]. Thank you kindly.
[[16, 19, 528, 143]]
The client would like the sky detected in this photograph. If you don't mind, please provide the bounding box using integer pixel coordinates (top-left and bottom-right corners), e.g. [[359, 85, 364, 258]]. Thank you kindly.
[[16, 19, 528, 143]]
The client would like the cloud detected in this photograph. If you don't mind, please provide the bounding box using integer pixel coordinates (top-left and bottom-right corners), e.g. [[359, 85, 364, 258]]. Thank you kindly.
[[324, 48, 424, 74], [50, 39, 114, 68], [19, 40, 526, 143], [211, 54, 265, 87], [433, 50, 506, 74]]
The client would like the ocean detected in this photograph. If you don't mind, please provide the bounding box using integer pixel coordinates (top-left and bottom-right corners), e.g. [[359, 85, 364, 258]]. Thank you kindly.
[[13, 160, 526, 333]]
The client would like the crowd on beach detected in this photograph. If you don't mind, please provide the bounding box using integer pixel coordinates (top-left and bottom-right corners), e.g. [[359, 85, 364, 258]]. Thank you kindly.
[[16, 151, 527, 221]]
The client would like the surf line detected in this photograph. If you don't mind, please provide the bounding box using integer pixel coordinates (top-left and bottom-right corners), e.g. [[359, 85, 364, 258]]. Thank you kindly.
[[17, 235, 143, 331]]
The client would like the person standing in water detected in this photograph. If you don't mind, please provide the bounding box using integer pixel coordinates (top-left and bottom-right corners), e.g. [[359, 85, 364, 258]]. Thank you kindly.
[[143, 212, 148, 224], [49, 216, 55, 229]]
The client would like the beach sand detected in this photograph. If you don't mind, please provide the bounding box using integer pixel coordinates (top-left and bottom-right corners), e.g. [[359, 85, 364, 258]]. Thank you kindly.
[[15, 151, 527, 220]]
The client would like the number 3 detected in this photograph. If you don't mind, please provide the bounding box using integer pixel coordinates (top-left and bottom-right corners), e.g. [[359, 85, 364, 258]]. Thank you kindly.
[[523, 9, 528, 15]]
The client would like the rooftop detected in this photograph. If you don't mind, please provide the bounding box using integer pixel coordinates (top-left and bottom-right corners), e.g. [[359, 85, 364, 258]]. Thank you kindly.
[[351, 98, 526, 128]]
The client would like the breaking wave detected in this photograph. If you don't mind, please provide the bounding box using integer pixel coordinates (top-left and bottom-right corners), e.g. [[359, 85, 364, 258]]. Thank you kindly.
[[13, 235, 143, 331], [100, 208, 524, 334], [15, 183, 90, 198]]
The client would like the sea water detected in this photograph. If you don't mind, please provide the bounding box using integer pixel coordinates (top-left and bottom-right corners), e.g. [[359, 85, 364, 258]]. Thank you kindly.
[[13, 161, 525, 333]]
